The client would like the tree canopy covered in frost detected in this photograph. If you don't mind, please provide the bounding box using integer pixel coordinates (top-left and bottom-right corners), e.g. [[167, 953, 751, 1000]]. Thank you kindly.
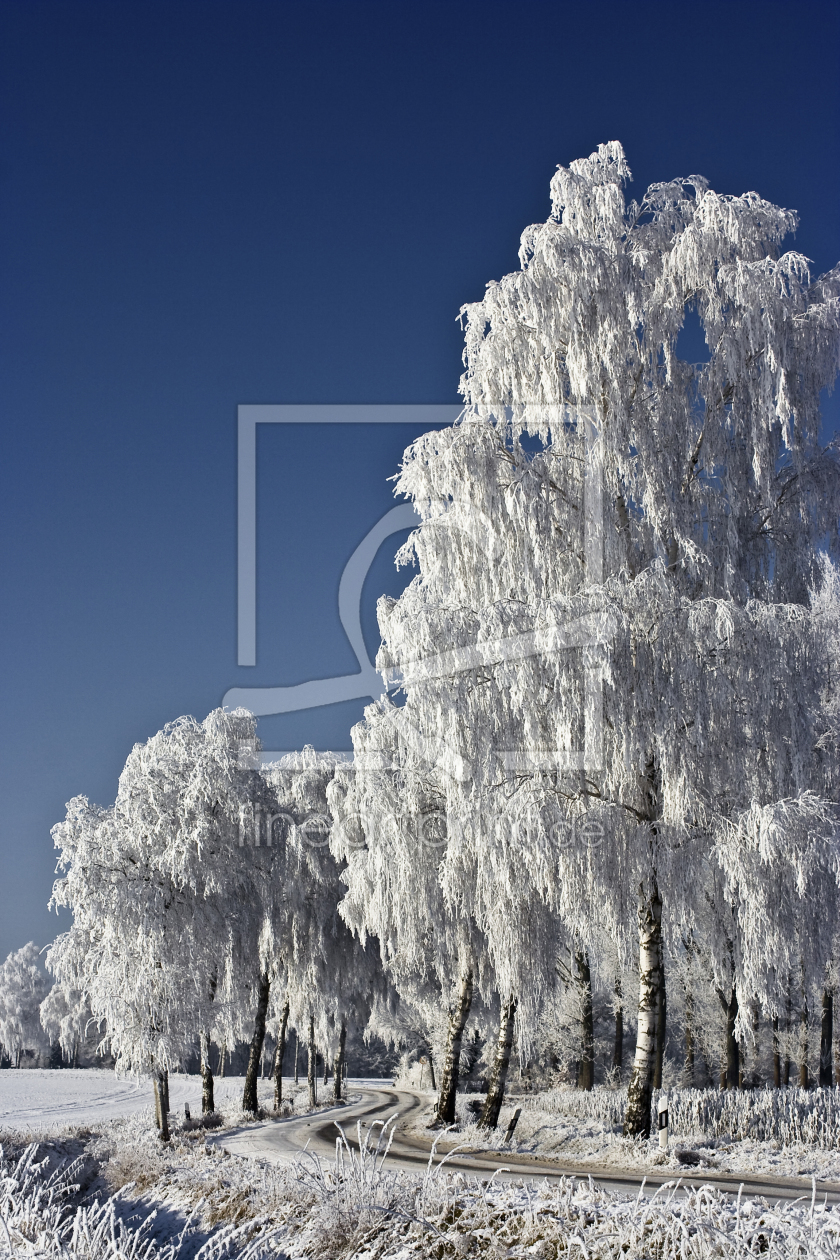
[[345, 141, 840, 1132], [47, 709, 279, 1077]]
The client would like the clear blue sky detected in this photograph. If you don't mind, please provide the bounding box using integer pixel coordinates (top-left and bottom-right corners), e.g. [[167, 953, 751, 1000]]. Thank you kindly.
[[1, 0, 838, 962]]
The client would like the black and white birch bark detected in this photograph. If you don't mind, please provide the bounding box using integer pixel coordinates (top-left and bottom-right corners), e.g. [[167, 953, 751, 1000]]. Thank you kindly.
[[273, 999, 290, 1109], [333, 1022, 346, 1101], [623, 887, 662, 1137], [307, 1013, 317, 1108], [820, 989, 833, 1087], [479, 995, 517, 1129], [200, 1030, 215, 1114], [433, 967, 473, 1127], [242, 970, 270, 1114], [576, 952, 594, 1091]]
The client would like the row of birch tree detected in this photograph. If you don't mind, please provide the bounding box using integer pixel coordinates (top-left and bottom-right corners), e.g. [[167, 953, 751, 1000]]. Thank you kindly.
[[45, 142, 840, 1138]]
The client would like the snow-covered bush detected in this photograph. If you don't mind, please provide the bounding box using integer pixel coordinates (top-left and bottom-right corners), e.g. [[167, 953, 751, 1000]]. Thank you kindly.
[[666, 1086, 840, 1149], [0, 1141, 174, 1260], [524, 1084, 629, 1129]]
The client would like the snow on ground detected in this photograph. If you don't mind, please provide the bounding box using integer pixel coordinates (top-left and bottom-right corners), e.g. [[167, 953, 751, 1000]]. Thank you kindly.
[[0, 1069, 370, 1133], [6, 1072, 840, 1186], [4, 1075, 840, 1256], [3, 1108, 840, 1259]]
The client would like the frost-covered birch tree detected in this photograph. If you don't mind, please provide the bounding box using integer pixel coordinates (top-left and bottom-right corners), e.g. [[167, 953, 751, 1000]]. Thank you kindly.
[[328, 736, 498, 1125], [262, 748, 383, 1107], [362, 141, 839, 1135], [0, 943, 49, 1066], [39, 983, 97, 1067], [48, 709, 274, 1131]]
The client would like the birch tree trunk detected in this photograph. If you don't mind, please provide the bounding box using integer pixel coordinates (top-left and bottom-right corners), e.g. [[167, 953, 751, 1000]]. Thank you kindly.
[[200, 969, 217, 1113], [218, 1042, 227, 1078], [800, 984, 810, 1089], [612, 979, 623, 1079], [242, 970, 270, 1114], [684, 989, 695, 1085], [479, 996, 517, 1129], [200, 1030, 215, 1114], [433, 968, 474, 1127], [623, 887, 662, 1137], [307, 1014, 317, 1107], [294, 1030, 299, 1084], [820, 990, 834, 1087], [718, 986, 739, 1090], [153, 1072, 170, 1141], [654, 953, 666, 1090], [772, 1015, 782, 1088], [273, 1000, 290, 1110], [333, 1022, 346, 1102], [748, 1003, 760, 1088], [161, 1069, 170, 1118], [576, 952, 594, 1091]]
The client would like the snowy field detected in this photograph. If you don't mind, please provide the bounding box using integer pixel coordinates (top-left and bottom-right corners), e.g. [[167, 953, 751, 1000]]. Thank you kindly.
[[0, 1069, 381, 1133]]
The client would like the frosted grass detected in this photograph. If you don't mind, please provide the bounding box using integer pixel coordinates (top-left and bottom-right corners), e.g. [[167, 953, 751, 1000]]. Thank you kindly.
[[4, 1117, 840, 1259], [530, 1084, 840, 1149]]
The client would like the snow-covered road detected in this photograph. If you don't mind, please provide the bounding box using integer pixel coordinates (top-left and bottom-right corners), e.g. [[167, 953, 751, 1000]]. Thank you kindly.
[[214, 1085, 840, 1204], [5, 1071, 840, 1206]]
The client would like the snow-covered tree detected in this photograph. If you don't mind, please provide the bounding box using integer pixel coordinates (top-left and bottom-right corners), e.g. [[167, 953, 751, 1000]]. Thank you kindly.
[[39, 983, 98, 1066], [0, 943, 49, 1066], [362, 141, 839, 1135], [48, 709, 273, 1131], [328, 728, 504, 1125], [265, 748, 385, 1107]]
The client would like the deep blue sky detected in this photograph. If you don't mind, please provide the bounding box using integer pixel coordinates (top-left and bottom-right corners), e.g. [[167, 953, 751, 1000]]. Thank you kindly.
[[1, 0, 838, 961]]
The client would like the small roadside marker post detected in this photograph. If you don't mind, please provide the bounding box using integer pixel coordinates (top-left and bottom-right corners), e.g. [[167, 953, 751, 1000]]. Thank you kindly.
[[657, 1096, 669, 1151], [504, 1107, 522, 1144]]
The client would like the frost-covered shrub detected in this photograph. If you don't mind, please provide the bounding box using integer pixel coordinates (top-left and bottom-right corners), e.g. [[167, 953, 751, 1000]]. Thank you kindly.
[[0, 1141, 172, 1260], [525, 1084, 629, 1128]]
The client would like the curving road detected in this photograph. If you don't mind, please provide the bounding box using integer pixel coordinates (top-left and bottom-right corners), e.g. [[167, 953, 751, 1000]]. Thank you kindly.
[[209, 1084, 840, 1204]]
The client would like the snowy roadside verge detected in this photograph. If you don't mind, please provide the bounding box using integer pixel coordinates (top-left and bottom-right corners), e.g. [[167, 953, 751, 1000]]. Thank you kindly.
[[4, 1110, 840, 1259], [398, 1088, 840, 1185]]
